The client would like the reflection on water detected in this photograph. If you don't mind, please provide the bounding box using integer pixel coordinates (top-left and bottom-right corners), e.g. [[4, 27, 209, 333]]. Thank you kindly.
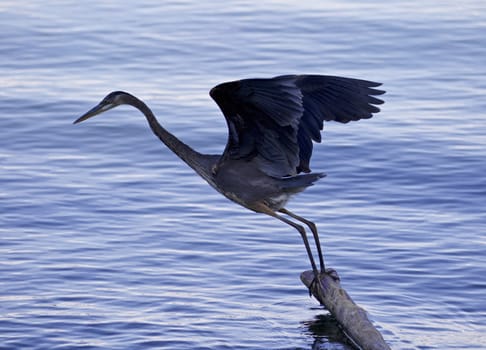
[[304, 314, 355, 350]]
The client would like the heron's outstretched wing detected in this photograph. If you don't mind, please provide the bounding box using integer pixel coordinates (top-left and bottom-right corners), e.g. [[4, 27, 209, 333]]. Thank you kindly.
[[210, 75, 384, 177]]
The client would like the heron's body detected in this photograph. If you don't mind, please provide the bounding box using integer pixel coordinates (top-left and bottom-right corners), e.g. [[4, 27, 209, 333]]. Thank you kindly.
[[212, 158, 323, 211], [74, 74, 385, 285]]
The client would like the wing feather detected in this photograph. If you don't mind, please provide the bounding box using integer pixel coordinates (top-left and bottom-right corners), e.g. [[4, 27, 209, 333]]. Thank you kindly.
[[210, 74, 384, 177]]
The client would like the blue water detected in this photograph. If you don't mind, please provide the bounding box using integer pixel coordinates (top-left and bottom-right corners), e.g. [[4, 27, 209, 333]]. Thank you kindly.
[[1, 1, 485, 349]]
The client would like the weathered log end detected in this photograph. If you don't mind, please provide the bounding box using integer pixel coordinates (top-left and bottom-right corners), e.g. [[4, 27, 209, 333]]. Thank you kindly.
[[301, 269, 391, 350]]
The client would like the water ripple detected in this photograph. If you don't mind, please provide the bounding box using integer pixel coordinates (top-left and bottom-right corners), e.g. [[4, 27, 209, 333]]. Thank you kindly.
[[1, 1, 486, 349]]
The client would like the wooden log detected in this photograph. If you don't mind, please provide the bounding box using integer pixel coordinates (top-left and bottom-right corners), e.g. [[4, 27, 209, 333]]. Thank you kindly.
[[301, 269, 391, 350]]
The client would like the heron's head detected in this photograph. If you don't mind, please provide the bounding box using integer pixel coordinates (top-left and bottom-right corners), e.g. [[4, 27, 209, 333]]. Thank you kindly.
[[73, 91, 132, 124]]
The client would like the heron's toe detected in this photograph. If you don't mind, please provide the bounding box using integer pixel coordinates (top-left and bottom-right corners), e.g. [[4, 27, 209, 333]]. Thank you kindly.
[[325, 268, 340, 282]]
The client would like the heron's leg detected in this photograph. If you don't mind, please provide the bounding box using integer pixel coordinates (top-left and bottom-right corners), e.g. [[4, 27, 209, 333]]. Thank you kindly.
[[252, 202, 320, 294], [272, 214, 323, 296], [259, 209, 319, 277], [279, 208, 325, 272]]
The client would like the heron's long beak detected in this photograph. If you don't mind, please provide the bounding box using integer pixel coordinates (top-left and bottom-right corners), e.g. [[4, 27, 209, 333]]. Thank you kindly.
[[73, 102, 116, 124]]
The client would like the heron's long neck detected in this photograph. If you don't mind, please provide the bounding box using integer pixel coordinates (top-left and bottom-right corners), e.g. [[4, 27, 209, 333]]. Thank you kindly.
[[128, 95, 204, 172]]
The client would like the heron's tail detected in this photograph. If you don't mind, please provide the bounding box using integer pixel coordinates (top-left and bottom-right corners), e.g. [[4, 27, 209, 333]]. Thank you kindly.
[[278, 172, 326, 194]]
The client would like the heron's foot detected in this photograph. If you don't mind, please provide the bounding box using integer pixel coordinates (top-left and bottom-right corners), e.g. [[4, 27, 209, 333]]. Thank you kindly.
[[308, 271, 322, 296], [324, 268, 340, 282]]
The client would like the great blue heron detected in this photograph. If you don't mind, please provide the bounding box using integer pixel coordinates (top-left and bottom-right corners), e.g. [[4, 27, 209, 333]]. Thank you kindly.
[[74, 74, 384, 286]]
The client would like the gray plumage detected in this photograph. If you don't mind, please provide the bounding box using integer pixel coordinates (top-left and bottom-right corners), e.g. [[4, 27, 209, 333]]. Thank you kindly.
[[74, 74, 385, 281]]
